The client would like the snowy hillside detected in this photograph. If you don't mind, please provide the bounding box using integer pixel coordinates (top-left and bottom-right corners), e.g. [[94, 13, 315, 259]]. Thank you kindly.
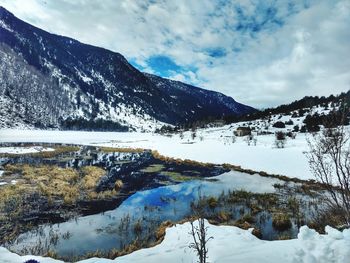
[[1, 100, 347, 180], [0, 6, 254, 132]]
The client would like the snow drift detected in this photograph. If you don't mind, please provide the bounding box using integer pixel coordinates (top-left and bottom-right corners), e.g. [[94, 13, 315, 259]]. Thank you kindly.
[[1, 221, 349, 263]]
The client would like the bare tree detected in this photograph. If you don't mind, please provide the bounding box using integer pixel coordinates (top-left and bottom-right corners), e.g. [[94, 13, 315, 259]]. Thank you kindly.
[[245, 134, 257, 146], [232, 134, 236, 144], [191, 130, 197, 140], [189, 218, 213, 263], [307, 124, 350, 226], [189, 189, 213, 263], [179, 131, 184, 140]]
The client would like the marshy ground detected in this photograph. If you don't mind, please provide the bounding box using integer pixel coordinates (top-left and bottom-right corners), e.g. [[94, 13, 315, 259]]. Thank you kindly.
[[0, 143, 333, 261]]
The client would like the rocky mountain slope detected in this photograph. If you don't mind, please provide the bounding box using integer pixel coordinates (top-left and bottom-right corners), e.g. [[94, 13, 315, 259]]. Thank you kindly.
[[0, 7, 255, 131]]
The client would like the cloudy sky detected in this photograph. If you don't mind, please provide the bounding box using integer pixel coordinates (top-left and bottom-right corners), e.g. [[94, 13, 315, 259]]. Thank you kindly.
[[0, 0, 349, 108]]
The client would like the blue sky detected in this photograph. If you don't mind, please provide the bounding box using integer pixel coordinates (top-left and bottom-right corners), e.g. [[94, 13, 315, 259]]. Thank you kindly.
[[0, 0, 349, 108]]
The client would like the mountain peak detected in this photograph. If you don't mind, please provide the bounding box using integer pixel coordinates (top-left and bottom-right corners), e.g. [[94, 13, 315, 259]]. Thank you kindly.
[[0, 6, 13, 19]]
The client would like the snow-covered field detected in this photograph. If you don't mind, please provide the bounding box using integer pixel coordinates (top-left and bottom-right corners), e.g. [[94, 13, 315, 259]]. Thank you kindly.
[[1, 221, 349, 263], [0, 127, 312, 180], [1, 123, 347, 262]]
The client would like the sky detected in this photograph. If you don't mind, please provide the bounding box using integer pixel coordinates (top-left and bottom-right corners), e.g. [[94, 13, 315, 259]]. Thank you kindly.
[[0, 0, 349, 108]]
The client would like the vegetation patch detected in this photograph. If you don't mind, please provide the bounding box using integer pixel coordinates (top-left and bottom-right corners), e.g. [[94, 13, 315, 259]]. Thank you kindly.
[[161, 171, 193, 182], [272, 213, 292, 231], [189, 187, 321, 240], [23, 165, 80, 204], [0, 143, 334, 260], [99, 147, 144, 153], [0, 145, 80, 158], [140, 164, 164, 173], [0, 164, 120, 243], [2, 164, 117, 205]]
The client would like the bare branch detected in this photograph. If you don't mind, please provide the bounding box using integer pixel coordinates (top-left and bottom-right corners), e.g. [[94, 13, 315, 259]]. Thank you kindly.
[[306, 108, 350, 226]]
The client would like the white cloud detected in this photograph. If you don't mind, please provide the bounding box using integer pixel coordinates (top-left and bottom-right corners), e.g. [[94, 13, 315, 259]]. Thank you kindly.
[[0, 0, 349, 108]]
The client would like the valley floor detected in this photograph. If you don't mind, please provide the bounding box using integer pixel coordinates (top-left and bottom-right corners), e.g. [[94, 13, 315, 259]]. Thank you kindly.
[[1, 127, 349, 263], [0, 127, 312, 180]]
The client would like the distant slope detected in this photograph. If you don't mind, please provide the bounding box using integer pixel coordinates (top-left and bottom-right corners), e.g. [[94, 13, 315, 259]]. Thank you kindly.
[[224, 91, 350, 125], [0, 6, 255, 131]]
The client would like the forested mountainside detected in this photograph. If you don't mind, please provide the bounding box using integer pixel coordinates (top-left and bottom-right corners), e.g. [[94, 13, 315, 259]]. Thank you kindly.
[[0, 7, 254, 131]]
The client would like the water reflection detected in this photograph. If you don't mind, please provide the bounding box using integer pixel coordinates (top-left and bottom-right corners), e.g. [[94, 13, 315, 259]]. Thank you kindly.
[[10, 172, 282, 257]]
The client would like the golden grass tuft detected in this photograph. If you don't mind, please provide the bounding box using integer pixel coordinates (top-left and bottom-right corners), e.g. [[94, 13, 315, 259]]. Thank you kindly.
[[155, 220, 173, 240], [272, 213, 292, 231], [80, 166, 106, 190], [114, 180, 124, 190], [19, 165, 80, 204], [1, 164, 118, 207]]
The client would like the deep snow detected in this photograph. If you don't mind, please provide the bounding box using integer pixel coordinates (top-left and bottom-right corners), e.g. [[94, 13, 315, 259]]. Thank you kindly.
[[1, 221, 349, 263]]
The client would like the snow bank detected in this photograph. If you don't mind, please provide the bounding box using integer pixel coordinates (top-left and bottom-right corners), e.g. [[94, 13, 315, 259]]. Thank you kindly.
[[107, 222, 350, 263], [0, 246, 62, 263], [0, 146, 54, 155], [1, 222, 349, 263]]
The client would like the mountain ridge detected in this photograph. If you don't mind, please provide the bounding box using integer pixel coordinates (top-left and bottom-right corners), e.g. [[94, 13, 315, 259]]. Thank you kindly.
[[0, 6, 255, 131]]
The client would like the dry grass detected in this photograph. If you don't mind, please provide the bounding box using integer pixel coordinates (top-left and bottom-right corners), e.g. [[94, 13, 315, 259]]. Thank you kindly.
[[216, 210, 230, 222], [161, 171, 193, 182], [79, 165, 119, 201], [87, 189, 117, 199], [115, 180, 124, 190], [21, 165, 80, 204], [0, 145, 80, 158], [272, 213, 292, 231], [0, 163, 122, 244], [80, 166, 106, 190], [140, 164, 164, 173], [0, 184, 25, 211], [99, 147, 144, 153], [2, 164, 23, 176], [2, 164, 118, 206], [151, 150, 214, 168], [155, 220, 173, 240]]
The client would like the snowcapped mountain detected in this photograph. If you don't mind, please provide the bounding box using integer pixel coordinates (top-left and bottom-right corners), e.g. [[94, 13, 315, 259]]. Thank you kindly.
[[0, 6, 255, 131]]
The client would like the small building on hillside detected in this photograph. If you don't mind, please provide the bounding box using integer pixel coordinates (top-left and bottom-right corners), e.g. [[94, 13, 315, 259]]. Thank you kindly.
[[212, 119, 226, 127], [234, 126, 252, 136]]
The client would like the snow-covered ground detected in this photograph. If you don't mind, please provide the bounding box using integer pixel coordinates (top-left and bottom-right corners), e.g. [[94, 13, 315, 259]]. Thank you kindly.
[[1, 221, 349, 263], [0, 146, 54, 154], [0, 128, 312, 179], [107, 221, 350, 263], [0, 107, 349, 262]]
